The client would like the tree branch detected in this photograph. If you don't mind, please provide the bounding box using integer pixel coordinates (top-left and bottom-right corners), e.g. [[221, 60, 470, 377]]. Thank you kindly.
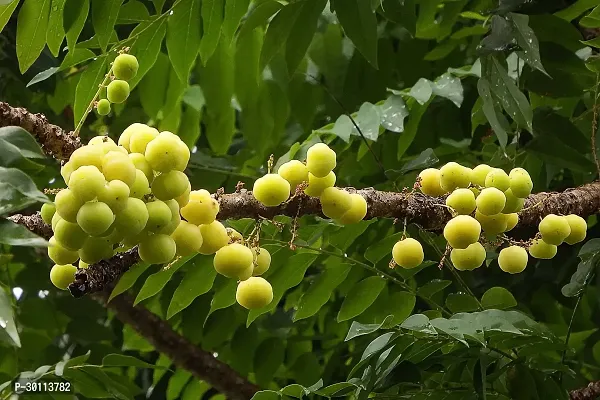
[[570, 381, 600, 400]]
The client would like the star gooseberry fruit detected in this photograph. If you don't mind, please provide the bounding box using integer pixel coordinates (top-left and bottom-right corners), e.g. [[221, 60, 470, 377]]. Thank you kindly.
[[138, 234, 176, 265], [198, 221, 230, 255], [538, 214, 571, 245], [564, 214, 587, 245], [320, 187, 352, 220], [443, 215, 481, 249], [485, 168, 510, 191], [446, 188, 476, 215], [338, 194, 368, 224], [277, 160, 308, 190], [418, 168, 446, 197], [476, 187, 506, 216], [253, 174, 291, 207], [475, 210, 508, 236], [304, 171, 335, 197], [41, 203, 56, 225], [509, 167, 533, 198], [251, 247, 271, 276], [498, 246, 528, 274], [236, 277, 273, 309], [68, 165, 106, 202], [306, 143, 336, 178], [171, 221, 203, 256], [107, 80, 130, 104], [528, 239, 557, 259], [450, 242, 486, 271], [181, 189, 220, 225], [96, 99, 111, 116], [439, 162, 472, 192], [76, 201, 114, 236], [112, 53, 139, 81], [214, 243, 254, 279], [50, 264, 78, 290], [392, 238, 424, 269], [471, 164, 493, 187]]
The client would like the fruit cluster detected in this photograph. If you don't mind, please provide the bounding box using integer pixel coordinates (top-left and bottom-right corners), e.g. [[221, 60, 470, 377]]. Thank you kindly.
[[96, 53, 139, 116], [392, 162, 587, 274]]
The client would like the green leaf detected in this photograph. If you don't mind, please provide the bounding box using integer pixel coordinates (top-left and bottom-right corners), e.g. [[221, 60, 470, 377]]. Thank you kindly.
[[364, 231, 404, 265], [315, 382, 361, 397], [167, 369, 192, 400], [345, 315, 395, 341], [26, 67, 60, 88], [0, 167, 48, 215], [116, 0, 149, 24], [509, 13, 547, 75], [73, 56, 109, 128], [16, 0, 51, 73], [102, 354, 165, 369], [418, 279, 452, 299], [64, 0, 88, 51], [108, 262, 151, 302], [294, 263, 352, 321], [562, 251, 599, 297], [477, 77, 510, 149], [166, 0, 201, 81], [252, 391, 281, 400], [0, 219, 47, 247], [182, 85, 206, 112], [64, 368, 113, 398], [379, 95, 408, 133], [133, 256, 192, 305], [91, 0, 123, 51], [179, 106, 202, 148], [259, 2, 302, 70], [581, 6, 600, 28], [181, 380, 210, 400], [199, 0, 223, 64], [0, 127, 44, 159], [55, 351, 91, 376], [386, 148, 439, 180], [222, 0, 249, 41], [445, 293, 480, 313], [140, 52, 170, 119], [0, 287, 20, 347], [254, 338, 285, 387], [337, 276, 386, 322], [238, 0, 283, 39], [234, 26, 262, 108], [127, 18, 168, 89], [331, 0, 378, 68], [0, 1, 19, 33], [47, 0, 66, 56], [481, 287, 518, 310], [80, 366, 136, 400], [383, 291, 416, 326], [397, 99, 431, 160], [208, 277, 237, 315], [555, 0, 599, 21], [285, 0, 327, 74]]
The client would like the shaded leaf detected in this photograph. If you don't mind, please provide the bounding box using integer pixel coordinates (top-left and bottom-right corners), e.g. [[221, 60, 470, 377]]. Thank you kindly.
[[397, 99, 431, 160], [109, 262, 151, 302], [0, 167, 48, 215], [331, 0, 378, 68], [295, 263, 352, 321], [26, 67, 60, 88], [64, 0, 89, 51], [0, 287, 20, 347], [509, 13, 547, 75], [0, 127, 45, 159], [0, 219, 47, 247], [199, 0, 224, 63], [102, 354, 166, 369], [481, 287, 518, 310], [47, 0, 66, 56], [222, 0, 250, 41], [16, 0, 51, 73], [365, 231, 404, 265], [446, 293, 480, 313], [91, 0, 123, 51], [337, 276, 386, 322], [562, 252, 599, 297], [133, 256, 192, 305], [166, 0, 201, 81], [127, 18, 167, 89], [418, 279, 452, 299], [379, 95, 408, 133], [285, 0, 327, 74], [73, 56, 109, 128], [477, 77, 510, 149], [345, 315, 395, 341]]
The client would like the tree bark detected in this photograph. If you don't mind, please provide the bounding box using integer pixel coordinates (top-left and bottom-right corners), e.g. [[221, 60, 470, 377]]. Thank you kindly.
[[570, 380, 600, 400]]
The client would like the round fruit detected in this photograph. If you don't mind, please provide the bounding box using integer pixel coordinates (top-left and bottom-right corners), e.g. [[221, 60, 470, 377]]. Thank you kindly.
[[227, 228, 243, 243], [439, 162, 472, 191], [252, 247, 271, 276], [418, 168, 446, 197], [159, 199, 182, 235], [471, 164, 493, 187], [102, 151, 137, 187], [181, 189, 220, 225], [538, 214, 571, 245], [146, 200, 172, 232], [69, 145, 104, 170], [41, 202, 56, 225], [78, 237, 113, 264], [119, 123, 147, 151], [48, 237, 79, 265], [304, 171, 336, 197], [564, 214, 587, 245], [129, 170, 151, 199], [502, 189, 524, 214], [446, 188, 476, 215], [338, 194, 368, 224], [476, 187, 506, 216], [175, 182, 191, 208], [68, 165, 106, 201], [443, 215, 481, 249], [88, 135, 116, 147], [107, 80, 130, 103], [138, 234, 176, 264], [253, 174, 291, 207], [96, 99, 111, 115], [278, 160, 309, 189], [174, 141, 191, 171], [450, 242, 486, 271], [113, 53, 139, 81], [114, 197, 149, 236], [55, 189, 84, 223], [50, 264, 77, 290], [51, 212, 62, 231], [214, 243, 254, 278], [77, 201, 114, 236], [129, 153, 153, 182], [60, 161, 75, 184], [238, 264, 254, 281], [236, 277, 273, 309], [79, 260, 89, 269], [198, 221, 229, 255], [528, 239, 557, 259], [152, 170, 189, 200], [475, 211, 508, 235], [505, 213, 519, 231], [171, 221, 203, 256], [144, 132, 187, 172], [320, 187, 352, 220], [129, 125, 159, 154], [498, 246, 528, 274], [484, 168, 510, 191], [306, 143, 336, 178], [97, 180, 130, 213], [121, 229, 150, 247], [54, 219, 87, 250], [509, 168, 533, 198], [392, 238, 424, 269]]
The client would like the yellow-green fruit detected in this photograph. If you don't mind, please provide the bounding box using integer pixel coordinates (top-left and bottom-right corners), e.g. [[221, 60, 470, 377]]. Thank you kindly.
[[214, 243, 254, 278], [79, 260, 89, 269], [505, 213, 518, 231], [198, 221, 229, 255], [41, 203, 56, 224], [538, 214, 571, 245], [88, 135, 116, 147], [159, 199, 182, 235], [528, 239, 557, 259], [338, 194, 368, 224], [252, 247, 271, 276], [121, 229, 150, 247], [509, 167, 533, 198], [54, 219, 87, 250], [498, 246, 528, 274], [475, 211, 508, 235], [418, 168, 446, 197], [114, 198, 149, 236], [320, 187, 352, 220], [236, 277, 273, 309], [278, 160, 309, 189], [502, 189, 524, 214], [175, 182, 191, 208], [181, 189, 219, 225], [439, 162, 472, 191], [51, 212, 62, 231], [61, 161, 75, 184], [103, 225, 127, 244], [443, 215, 481, 249], [97, 180, 130, 213], [146, 200, 172, 232], [171, 221, 203, 256], [175, 141, 191, 171], [77, 201, 114, 236], [152, 170, 189, 200], [96, 99, 111, 115], [446, 188, 476, 215], [50, 264, 77, 290], [78, 237, 113, 264], [306, 142, 336, 178], [55, 188, 84, 223], [129, 126, 159, 154], [238, 265, 254, 281], [139, 234, 176, 264], [450, 242, 486, 271], [129, 170, 150, 199], [564, 214, 587, 245], [129, 153, 153, 182], [144, 132, 186, 172], [107, 80, 130, 103], [227, 227, 243, 243], [69, 145, 104, 170], [484, 168, 510, 191], [48, 237, 79, 265], [471, 164, 493, 187], [68, 165, 106, 201], [119, 123, 147, 151], [113, 53, 139, 81], [392, 238, 424, 269], [253, 174, 291, 207], [102, 151, 137, 187], [304, 171, 336, 197], [476, 187, 506, 216]]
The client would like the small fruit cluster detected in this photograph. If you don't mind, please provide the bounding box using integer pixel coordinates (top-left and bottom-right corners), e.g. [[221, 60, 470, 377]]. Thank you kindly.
[[96, 53, 140, 116], [254, 142, 367, 224]]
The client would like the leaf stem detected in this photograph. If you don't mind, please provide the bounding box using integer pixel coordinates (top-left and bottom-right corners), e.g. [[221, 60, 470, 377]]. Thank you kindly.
[[560, 293, 583, 384], [73, 66, 114, 136]]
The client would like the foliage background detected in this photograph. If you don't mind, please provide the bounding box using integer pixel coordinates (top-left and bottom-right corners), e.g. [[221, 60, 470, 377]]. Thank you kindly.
[[1, 0, 600, 399]]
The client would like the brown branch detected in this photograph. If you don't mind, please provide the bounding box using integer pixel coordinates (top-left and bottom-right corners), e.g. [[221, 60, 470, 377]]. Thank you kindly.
[[570, 381, 600, 400]]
